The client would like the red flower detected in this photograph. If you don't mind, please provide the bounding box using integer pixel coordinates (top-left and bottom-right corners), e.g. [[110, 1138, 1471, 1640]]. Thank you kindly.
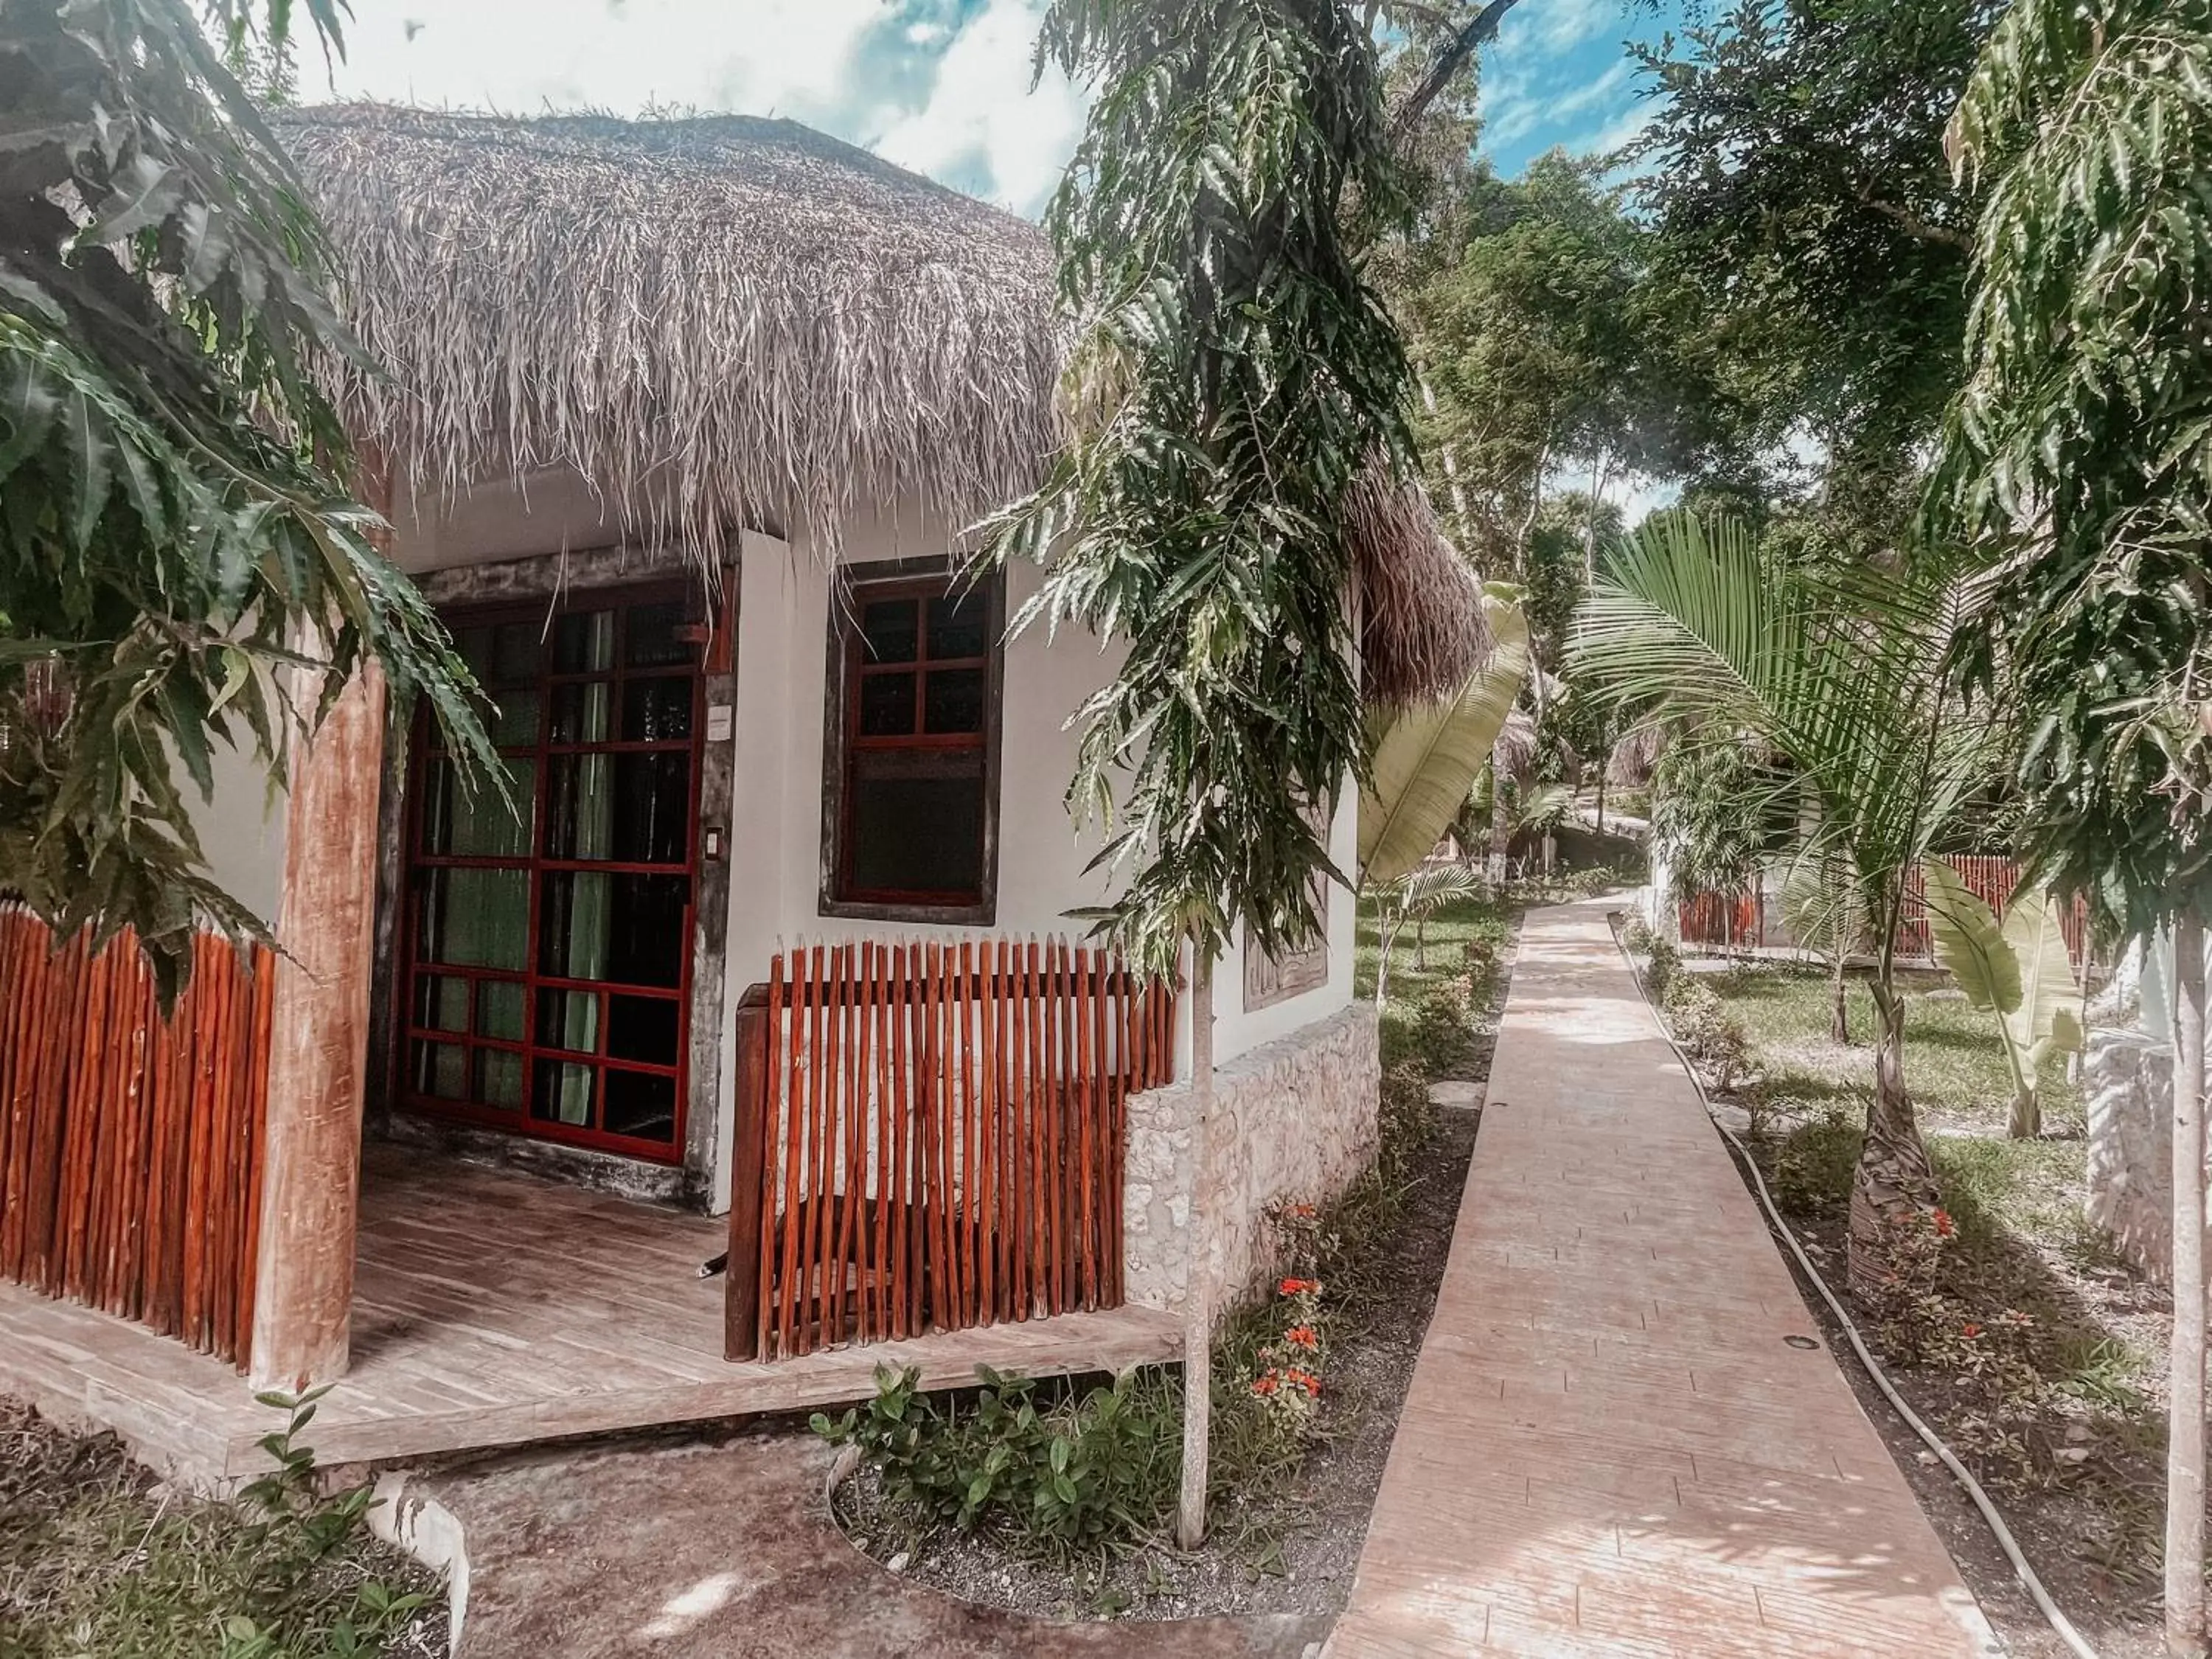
[[1932, 1208, 1955, 1239], [1286, 1325, 1319, 1350], [1287, 1203, 1318, 1220], [1284, 1368, 1321, 1397], [1961, 1322, 1983, 1339], [1251, 1372, 1280, 1397], [1279, 1277, 1319, 1296]]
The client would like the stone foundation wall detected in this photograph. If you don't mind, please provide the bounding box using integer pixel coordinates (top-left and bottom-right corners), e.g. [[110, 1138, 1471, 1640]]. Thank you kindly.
[[1124, 1004, 1380, 1316], [2084, 1028, 2179, 1283]]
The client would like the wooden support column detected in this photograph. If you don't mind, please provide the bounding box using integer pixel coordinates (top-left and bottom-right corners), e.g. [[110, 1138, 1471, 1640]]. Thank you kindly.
[[248, 658, 388, 1391], [723, 982, 771, 1361]]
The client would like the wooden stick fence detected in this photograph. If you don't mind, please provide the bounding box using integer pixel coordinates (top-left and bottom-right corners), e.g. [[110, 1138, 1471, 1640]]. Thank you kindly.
[[1680, 855, 2093, 970], [0, 904, 274, 1368], [725, 938, 1178, 1362]]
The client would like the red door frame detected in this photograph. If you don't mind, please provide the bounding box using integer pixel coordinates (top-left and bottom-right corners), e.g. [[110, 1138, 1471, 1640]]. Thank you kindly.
[[394, 580, 706, 1164]]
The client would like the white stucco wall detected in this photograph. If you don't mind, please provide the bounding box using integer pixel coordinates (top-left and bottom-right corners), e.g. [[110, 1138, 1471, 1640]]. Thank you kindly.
[[187, 739, 290, 928], [333, 469, 1357, 1209]]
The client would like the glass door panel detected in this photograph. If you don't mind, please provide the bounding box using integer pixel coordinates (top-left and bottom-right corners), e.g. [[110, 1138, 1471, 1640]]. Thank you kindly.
[[400, 586, 701, 1161]]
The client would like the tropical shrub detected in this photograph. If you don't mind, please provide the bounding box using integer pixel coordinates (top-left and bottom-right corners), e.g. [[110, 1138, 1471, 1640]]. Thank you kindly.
[[1662, 976, 1751, 1093], [1919, 863, 2081, 1137], [814, 1366, 1178, 1562]]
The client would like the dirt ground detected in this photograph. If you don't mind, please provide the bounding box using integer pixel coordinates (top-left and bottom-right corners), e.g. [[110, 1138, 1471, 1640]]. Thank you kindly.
[[417, 1429, 1328, 1659], [832, 1106, 1481, 1625]]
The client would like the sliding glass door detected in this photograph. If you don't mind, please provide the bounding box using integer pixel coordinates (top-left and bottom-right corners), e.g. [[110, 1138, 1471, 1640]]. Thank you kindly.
[[400, 585, 702, 1161]]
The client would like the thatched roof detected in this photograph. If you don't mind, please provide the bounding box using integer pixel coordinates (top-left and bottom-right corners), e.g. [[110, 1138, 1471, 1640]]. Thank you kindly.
[[279, 103, 1059, 563], [279, 103, 1484, 705]]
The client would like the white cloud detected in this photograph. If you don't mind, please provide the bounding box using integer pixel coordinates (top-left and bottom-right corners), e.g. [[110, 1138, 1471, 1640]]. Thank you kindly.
[[1499, 0, 1618, 57], [1568, 98, 1660, 161], [304, 0, 1082, 217], [873, 2, 1085, 215]]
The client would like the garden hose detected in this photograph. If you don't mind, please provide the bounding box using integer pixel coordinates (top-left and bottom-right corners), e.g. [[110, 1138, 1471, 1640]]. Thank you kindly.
[[1609, 916, 2101, 1659]]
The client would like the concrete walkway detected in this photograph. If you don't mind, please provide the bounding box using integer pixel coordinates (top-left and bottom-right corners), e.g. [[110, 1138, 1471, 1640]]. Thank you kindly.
[[1326, 900, 2000, 1658]]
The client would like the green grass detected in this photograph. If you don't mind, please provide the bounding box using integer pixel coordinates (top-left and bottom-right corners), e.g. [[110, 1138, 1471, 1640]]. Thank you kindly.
[[1700, 962, 2084, 1139], [0, 1398, 440, 1658], [1354, 894, 1515, 1077]]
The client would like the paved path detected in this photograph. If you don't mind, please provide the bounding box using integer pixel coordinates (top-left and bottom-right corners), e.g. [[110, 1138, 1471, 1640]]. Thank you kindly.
[[1326, 900, 1999, 1658]]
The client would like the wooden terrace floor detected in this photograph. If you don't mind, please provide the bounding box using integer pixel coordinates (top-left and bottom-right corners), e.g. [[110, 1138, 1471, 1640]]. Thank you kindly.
[[0, 1144, 1180, 1487]]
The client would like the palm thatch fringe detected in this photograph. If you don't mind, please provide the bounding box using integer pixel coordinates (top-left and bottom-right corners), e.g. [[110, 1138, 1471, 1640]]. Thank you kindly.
[[1607, 720, 1666, 787], [1494, 708, 1540, 784], [279, 105, 1062, 566], [1346, 469, 1489, 708]]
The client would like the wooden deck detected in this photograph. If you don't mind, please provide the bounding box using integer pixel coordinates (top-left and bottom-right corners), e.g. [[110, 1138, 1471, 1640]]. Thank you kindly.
[[0, 1144, 1180, 1487]]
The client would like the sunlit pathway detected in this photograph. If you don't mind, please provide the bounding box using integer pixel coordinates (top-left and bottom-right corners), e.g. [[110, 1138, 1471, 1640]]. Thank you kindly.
[[1326, 899, 2000, 1658]]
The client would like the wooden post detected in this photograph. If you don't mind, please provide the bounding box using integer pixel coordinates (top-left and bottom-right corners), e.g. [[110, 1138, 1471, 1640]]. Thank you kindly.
[[2168, 908, 2207, 1659], [247, 660, 387, 1392], [725, 982, 771, 1361], [1176, 945, 1214, 1550]]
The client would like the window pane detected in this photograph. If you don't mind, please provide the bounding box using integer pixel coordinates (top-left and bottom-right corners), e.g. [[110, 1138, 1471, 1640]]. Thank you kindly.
[[928, 589, 990, 660], [625, 600, 693, 667], [608, 874, 690, 987], [611, 751, 691, 863], [603, 1070, 677, 1142], [453, 625, 495, 688], [621, 676, 694, 742], [847, 748, 984, 897], [923, 668, 986, 735], [553, 610, 615, 673], [532, 1059, 596, 1127], [419, 757, 535, 858], [539, 871, 611, 980], [416, 868, 529, 970], [549, 681, 611, 745], [487, 690, 540, 748], [608, 995, 680, 1066], [540, 874, 688, 986], [413, 975, 470, 1033], [490, 622, 543, 686], [543, 754, 613, 859], [411, 1040, 469, 1101], [476, 1048, 525, 1110], [858, 672, 917, 737], [538, 987, 600, 1054], [478, 980, 526, 1042], [860, 598, 919, 664]]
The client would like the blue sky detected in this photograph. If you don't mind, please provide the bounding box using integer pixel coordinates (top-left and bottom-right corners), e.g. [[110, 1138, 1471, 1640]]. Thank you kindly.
[[309, 1, 1686, 216], [1479, 0, 1691, 178]]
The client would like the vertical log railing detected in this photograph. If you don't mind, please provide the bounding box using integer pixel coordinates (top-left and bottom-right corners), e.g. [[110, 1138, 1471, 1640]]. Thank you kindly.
[[0, 904, 274, 1368], [1679, 855, 2093, 970], [726, 937, 1178, 1361]]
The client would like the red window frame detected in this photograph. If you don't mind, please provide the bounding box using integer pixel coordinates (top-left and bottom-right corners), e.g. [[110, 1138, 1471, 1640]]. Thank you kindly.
[[826, 571, 1001, 914], [396, 581, 704, 1164]]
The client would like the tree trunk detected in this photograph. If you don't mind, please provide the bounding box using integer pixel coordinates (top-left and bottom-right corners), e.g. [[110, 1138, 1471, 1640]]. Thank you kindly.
[[1177, 947, 1217, 1551], [2167, 906, 2207, 1659], [1488, 785, 1511, 883], [1594, 762, 1607, 837], [1415, 914, 1428, 973], [1829, 958, 1851, 1046], [1846, 974, 1938, 1300], [2008, 1079, 2041, 1141]]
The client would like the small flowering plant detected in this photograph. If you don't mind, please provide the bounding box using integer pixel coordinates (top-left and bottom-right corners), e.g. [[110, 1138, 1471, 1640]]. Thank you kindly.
[[1247, 1200, 1330, 1433]]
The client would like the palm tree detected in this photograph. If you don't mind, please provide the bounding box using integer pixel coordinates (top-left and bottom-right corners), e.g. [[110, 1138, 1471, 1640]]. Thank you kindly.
[[1571, 515, 2003, 1292]]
